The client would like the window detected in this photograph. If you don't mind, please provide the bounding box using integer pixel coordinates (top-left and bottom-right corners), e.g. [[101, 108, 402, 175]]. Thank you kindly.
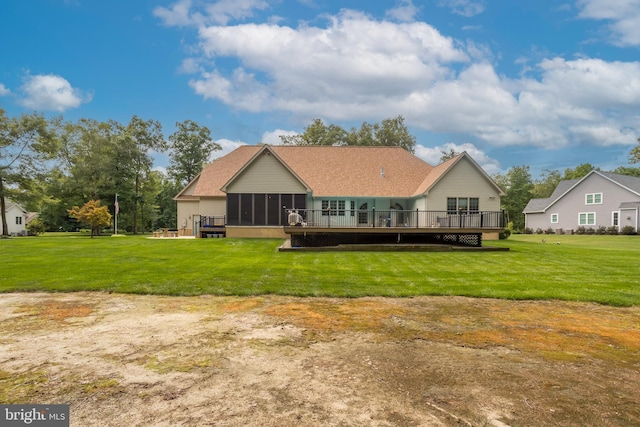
[[227, 193, 306, 226], [15, 216, 22, 225], [358, 203, 368, 224], [579, 212, 596, 225], [350, 201, 355, 217], [551, 213, 559, 224], [586, 193, 602, 205], [322, 200, 345, 216], [321, 200, 336, 216], [612, 212, 619, 227], [469, 198, 479, 213], [447, 197, 479, 214], [447, 198, 457, 214]]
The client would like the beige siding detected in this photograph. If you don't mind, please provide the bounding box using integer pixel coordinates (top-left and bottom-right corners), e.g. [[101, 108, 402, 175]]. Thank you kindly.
[[176, 200, 199, 229], [227, 151, 307, 194], [180, 178, 198, 196], [199, 197, 226, 216], [226, 226, 287, 238], [427, 157, 501, 211]]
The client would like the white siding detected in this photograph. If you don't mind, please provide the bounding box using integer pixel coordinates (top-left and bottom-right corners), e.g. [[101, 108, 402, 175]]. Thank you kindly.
[[3, 205, 27, 235], [227, 151, 307, 194]]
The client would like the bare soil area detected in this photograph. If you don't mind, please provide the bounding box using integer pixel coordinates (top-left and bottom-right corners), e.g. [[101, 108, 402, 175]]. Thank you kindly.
[[1, 292, 639, 426]]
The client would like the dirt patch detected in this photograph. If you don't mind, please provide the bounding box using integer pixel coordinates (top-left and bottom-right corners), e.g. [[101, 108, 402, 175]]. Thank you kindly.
[[0, 293, 638, 426]]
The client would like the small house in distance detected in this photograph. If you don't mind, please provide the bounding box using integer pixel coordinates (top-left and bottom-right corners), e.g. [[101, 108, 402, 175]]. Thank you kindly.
[[523, 170, 640, 233], [174, 145, 506, 247], [1, 199, 33, 236]]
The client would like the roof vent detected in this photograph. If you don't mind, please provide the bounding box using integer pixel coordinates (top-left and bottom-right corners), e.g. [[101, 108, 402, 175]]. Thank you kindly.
[[380, 167, 385, 178]]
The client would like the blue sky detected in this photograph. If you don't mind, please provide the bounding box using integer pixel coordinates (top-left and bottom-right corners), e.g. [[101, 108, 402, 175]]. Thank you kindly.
[[1, 0, 639, 177]]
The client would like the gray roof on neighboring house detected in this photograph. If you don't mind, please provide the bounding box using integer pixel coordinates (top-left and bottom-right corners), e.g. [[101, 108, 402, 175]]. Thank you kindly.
[[523, 179, 580, 213], [523, 171, 640, 214], [599, 172, 640, 194]]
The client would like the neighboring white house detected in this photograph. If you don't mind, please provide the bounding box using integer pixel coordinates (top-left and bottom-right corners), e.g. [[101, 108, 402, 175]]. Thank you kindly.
[[175, 145, 506, 241], [2, 199, 30, 236], [523, 171, 640, 233]]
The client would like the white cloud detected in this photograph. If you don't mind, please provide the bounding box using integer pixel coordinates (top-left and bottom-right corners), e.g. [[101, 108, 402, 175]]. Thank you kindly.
[[0, 83, 10, 96], [211, 138, 247, 160], [179, 57, 204, 74], [415, 142, 502, 175], [190, 11, 468, 116], [385, 0, 420, 23], [438, 0, 486, 17], [18, 74, 91, 112], [154, 0, 270, 27], [204, 0, 270, 25], [577, 0, 640, 46], [165, 7, 640, 152], [262, 129, 297, 145], [152, 165, 168, 175], [154, 0, 199, 27]]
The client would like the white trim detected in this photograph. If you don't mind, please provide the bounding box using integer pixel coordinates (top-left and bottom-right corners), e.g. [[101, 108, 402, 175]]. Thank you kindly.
[[540, 170, 640, 212], [578, 212, 596, 226], [585, 192, 603, 205]]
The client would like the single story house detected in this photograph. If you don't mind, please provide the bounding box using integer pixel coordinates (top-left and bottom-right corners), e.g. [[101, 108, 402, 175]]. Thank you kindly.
[[175, 145, 505, 246], [523, 170, 640, 233], [1, 199, 33, 236]]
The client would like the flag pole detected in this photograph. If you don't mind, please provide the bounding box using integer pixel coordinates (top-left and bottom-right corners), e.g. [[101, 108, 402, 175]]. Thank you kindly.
[[115, 194, 119, 235]]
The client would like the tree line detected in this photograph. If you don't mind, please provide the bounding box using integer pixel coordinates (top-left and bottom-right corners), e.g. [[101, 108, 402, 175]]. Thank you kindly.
[[2, 108, 638, 236], [1, 108, 219, 235]]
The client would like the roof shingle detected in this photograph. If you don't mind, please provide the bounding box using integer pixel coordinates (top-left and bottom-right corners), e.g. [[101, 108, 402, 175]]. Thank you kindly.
[[180, 145, 500, 200]]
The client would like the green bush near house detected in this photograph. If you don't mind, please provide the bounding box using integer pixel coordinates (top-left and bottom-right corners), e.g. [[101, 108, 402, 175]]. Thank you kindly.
[[0, 234, 639, 306]]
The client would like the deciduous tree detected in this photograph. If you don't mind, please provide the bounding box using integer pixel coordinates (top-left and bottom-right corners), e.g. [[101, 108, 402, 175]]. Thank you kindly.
[[58, 118, 117, 202], [280, 119, 348, 146], [531, 169, 561, 199], [562, 163, 597, 180], [168, 120, 219, 186], [495, 165, 533, 232], [280, 116, 416, 152], [67, 199, 112, 237], [0, 108, 53, 236], [629, 137, 640, 164], [112, 116, 165, 234], [439, 148, 460, 163]]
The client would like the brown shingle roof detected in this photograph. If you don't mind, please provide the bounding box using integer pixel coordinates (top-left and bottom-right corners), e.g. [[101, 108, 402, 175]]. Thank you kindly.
[[193, 145, 263, 197], [185, 145, 501, 198], [414, 154, 459, 195], [270, 146, 433, 197]]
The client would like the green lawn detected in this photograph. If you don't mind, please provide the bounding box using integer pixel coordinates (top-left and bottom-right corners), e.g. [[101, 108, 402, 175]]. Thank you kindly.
[[1, 233, 639, 306]]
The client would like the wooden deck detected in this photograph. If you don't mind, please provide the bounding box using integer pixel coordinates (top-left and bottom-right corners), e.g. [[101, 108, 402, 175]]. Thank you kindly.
[[199, 210, 506, 247]]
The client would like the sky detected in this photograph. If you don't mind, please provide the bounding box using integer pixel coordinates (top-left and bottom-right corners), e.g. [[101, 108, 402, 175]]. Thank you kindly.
[[1, 0, 639, 178]]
